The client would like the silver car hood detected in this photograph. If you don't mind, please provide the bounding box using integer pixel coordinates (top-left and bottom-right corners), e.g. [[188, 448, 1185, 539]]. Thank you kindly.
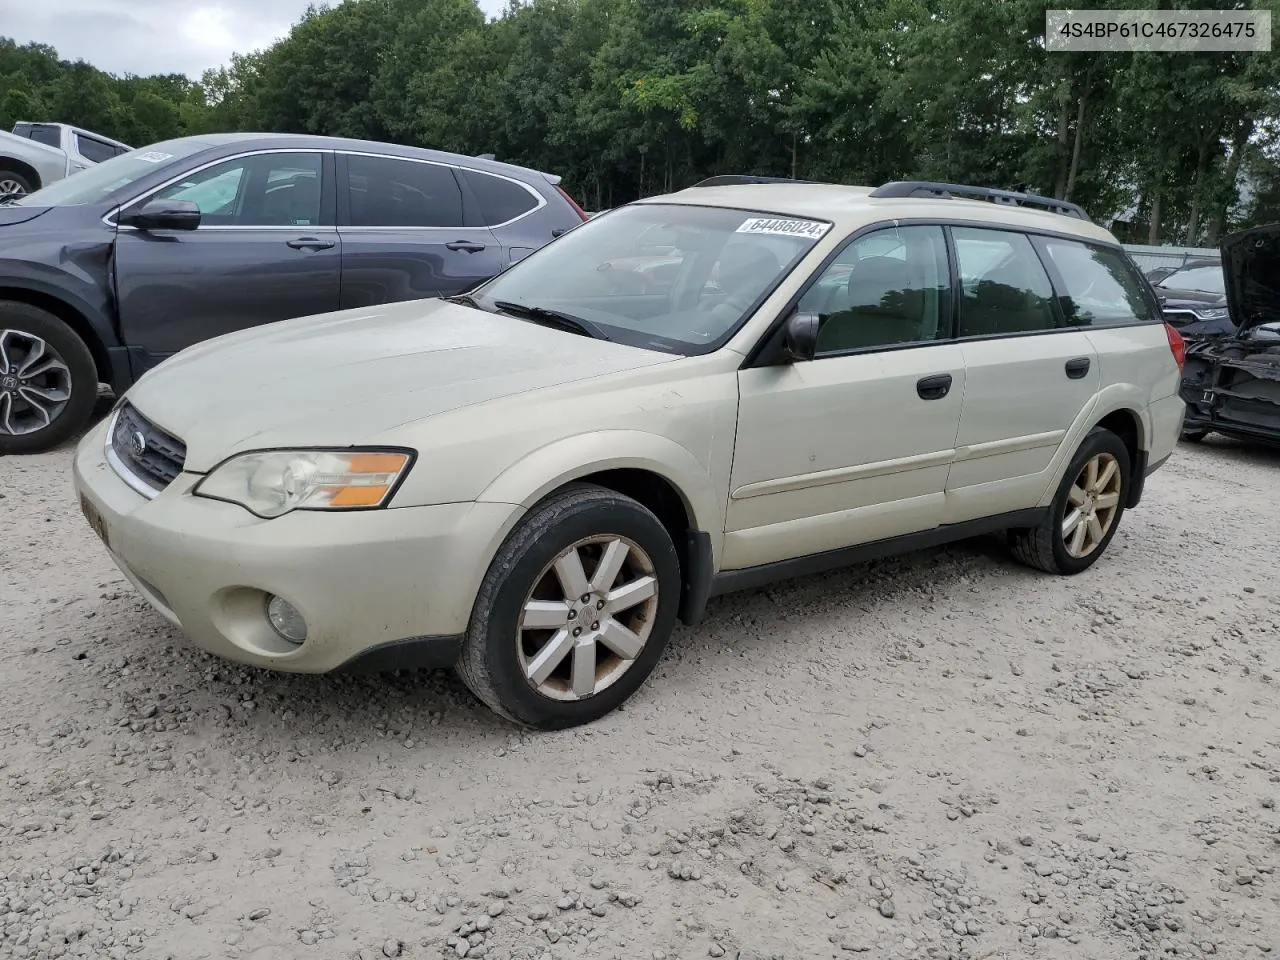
[[125, 298, 674, 471]]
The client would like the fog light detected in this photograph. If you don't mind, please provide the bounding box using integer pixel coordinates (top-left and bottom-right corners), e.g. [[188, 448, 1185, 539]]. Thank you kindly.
[[266, 595, 307, 645]]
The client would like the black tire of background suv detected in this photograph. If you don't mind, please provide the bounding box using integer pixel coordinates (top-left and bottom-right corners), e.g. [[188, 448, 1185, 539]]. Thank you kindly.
[[456, 484, 682, 730], [0, 168, 35, 195], [0, 301, 99, 455], [1009, 427, 1132, 576]]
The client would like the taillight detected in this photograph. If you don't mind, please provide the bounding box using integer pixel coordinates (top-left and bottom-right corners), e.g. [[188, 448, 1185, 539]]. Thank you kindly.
[[556, 185, 589, 222], [1165, 322, 1186, 373]]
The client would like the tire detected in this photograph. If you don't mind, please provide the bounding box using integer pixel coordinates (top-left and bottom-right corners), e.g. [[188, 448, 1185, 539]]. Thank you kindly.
[[457, 484, 681, 729], [1010, 427, 1131, 575], [1180, 427, 1209, 443], [0, 168, 35, 196], [0, 301, 99, 455]]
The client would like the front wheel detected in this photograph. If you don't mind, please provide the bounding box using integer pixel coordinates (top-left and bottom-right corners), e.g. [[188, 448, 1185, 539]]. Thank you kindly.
[[456, 484, 681, 729], [0, 302, 99, 455], [1010, 427, 1131, 575]]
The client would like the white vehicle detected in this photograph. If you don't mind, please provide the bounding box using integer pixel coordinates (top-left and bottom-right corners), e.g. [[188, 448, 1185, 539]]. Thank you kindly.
[[72, 177, 1187, 728], [0, 122, 131, 197]]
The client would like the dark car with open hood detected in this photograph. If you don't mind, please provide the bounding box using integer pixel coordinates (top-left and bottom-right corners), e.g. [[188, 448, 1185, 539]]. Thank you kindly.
[[1179, 223, 1280, 446]]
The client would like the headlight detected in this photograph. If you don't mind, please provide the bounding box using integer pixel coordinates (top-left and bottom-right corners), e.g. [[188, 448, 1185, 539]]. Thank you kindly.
[[1192, 307, 1229, 320], [193, 449, 414, 518]]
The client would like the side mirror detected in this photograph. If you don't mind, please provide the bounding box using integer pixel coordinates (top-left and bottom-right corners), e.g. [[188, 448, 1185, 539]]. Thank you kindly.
[[119, 199, 201, 231], [782, 311, 820, 362]]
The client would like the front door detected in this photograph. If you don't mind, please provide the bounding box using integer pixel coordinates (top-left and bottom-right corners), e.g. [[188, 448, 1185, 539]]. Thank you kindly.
[[336, 152, 503, 307], [725, 225, 964, 569], [114, 150, 341, 371]]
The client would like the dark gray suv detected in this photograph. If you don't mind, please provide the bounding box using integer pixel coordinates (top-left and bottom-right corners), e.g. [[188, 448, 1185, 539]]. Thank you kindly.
[[0, 133, 588, 454]]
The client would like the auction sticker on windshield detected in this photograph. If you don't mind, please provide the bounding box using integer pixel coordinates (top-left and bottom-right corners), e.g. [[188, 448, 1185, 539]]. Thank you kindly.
[[735, 217, 831, 239], [135, 151, 174, 163]]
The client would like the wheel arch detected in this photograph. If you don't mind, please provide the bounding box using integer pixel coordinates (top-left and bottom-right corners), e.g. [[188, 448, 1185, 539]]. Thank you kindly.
[[0, 157, 41, 191], [0, 284, 121, 390], [476, 431, 724, 625]]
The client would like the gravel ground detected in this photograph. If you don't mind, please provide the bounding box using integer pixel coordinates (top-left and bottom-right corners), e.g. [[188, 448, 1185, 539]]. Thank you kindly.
[[2, 420, 1279, 960]]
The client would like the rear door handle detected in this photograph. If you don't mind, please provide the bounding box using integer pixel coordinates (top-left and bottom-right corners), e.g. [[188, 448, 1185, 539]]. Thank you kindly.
[[445, 240, 487, 253], [916, 373, 953, 400], [1065, 357, 1091, 379], [286, 237, 335, 250]]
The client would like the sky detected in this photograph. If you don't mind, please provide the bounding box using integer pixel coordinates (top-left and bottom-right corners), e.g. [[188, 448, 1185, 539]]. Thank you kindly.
[[0, 0, 508, 79]]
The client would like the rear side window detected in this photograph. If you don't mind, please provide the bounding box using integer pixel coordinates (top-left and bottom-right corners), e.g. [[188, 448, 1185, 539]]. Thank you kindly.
[[953, 227, 1058, 337], [76, 134, 118, 164], [460, 169, 540, 225], [1037, 238, 1158, 326], [345, 155, 464, 228]]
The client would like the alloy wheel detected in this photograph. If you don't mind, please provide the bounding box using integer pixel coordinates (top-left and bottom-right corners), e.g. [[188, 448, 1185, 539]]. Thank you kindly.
[[517, 535, 659, 701], [0, 328, 73, 436], [1061, 452, 1122, 559], [0, 178, 27, 197]]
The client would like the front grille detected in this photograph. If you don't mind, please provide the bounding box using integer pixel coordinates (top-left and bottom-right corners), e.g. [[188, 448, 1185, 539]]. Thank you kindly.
[[109, 402, 186, 493]]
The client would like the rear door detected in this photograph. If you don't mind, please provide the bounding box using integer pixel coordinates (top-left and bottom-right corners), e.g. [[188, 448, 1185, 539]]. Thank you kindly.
[[336, 152, 502, 307], [456, 166, 557, 268], [945, 226, 1099, 523], [113, 149, 341, 369]]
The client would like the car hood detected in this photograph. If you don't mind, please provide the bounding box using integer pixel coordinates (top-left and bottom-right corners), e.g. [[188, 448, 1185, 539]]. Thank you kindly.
[[1222, 222, 1280, 330], [0, 204, 52, 227], [126, 298, 678, 471]]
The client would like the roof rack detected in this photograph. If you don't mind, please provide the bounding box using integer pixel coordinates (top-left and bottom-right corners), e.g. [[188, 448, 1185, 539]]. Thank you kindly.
[[869, 180, 1091, 221], [690, 175, 817, 188]]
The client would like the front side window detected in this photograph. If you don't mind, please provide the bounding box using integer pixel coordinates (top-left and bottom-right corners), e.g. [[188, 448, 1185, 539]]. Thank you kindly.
[[470, 203, 826, 354], [798, 225, 949, 354], [953, 227, 1058, 337], [152, 152, 323, 226], [345, 155, 464, 227], [1039, 238, 1157, 326], [1156, 264, 1225, 295]]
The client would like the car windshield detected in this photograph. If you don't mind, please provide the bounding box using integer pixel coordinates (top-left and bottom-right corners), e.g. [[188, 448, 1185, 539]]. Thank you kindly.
[[469, 202, 828, 354], [13, 138, 212, 207], [1157, 263, 1225, 295]]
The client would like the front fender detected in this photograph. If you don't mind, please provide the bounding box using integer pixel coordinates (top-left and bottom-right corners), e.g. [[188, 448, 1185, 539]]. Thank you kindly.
[[476, 429, 725, 562]]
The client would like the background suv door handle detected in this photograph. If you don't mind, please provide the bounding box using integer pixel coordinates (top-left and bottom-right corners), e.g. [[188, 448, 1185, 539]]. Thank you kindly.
[[445, 240, 487, 253], [1065, 357, 1091, 379], [916, 373, 953, 400], [286, 237, 335, 250]]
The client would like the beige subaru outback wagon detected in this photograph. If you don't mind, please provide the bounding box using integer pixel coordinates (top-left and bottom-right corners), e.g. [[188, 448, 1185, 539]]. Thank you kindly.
[[73, 177, 1187, 728]]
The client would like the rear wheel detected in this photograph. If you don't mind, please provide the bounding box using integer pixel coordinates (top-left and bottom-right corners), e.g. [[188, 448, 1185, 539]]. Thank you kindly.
[[1010, 427, 1131, 575], [0, 169, 35, 197], [0, 302, 99, 455], [457, 484, 681, 729]]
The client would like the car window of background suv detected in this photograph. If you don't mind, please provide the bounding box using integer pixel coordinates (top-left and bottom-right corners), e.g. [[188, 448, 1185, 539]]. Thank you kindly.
[[154, 152, 323, 227], [345, 154, 465, 228]]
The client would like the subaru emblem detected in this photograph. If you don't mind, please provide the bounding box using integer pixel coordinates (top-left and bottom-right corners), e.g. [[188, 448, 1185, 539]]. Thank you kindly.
[[130, 431, 147, 457]]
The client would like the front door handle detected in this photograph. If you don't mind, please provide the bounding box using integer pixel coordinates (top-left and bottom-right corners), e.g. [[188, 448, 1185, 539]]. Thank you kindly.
[[916, 373, 953, 400], [286, 237, 335, 250], [1065, 357, 1091, 379], [445, 240, 487, 253]]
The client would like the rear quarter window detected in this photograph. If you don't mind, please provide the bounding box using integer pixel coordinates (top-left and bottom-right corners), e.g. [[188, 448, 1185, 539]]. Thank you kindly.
[[1036, 237, 1159, 326], [460, 169, 540, 226]]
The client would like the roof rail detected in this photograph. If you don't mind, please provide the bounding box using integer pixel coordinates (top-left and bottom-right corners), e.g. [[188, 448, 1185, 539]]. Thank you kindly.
[[869, 180, 1091, 221], [690, 175, 817, 188]]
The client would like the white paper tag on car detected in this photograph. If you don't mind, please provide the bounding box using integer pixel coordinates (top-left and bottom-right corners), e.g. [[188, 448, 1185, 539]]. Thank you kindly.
[[735, 217, 831, 239], [135, 151, 174, 163]]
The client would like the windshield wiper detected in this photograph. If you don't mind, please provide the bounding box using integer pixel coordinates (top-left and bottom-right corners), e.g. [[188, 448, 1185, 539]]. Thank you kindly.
[[444, 293, 481, 308], [491, 300, 611, 342]]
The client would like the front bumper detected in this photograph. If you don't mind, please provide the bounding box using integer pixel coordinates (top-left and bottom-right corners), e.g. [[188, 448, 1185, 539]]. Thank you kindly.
[[72, 418, 522, 673]]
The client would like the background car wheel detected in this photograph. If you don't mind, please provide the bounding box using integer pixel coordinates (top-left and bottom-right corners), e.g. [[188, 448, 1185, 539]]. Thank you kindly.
[[0, 301, 99, 455], [1180, 427, 1209, 443], [0, 169, 35, 197], [1010, 427, 1131, 575], [456, 484, 681, 729]]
